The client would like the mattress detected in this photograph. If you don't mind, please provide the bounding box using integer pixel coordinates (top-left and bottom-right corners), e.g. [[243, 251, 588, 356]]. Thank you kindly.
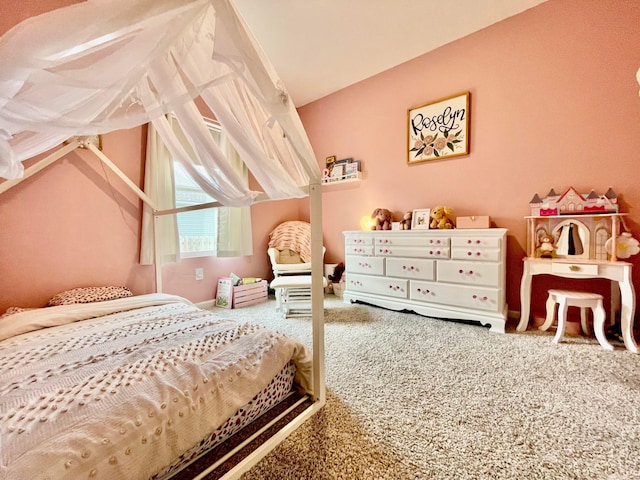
[[0, 294, 312, 480]]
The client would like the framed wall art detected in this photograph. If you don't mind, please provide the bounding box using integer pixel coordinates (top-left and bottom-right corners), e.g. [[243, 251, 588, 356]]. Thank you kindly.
[[407, 91, 470, 164], [411, 208, 431, 230]]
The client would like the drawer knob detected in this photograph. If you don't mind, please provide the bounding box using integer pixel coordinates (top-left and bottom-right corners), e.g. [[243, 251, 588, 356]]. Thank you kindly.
[[569, 265, 580, 271]]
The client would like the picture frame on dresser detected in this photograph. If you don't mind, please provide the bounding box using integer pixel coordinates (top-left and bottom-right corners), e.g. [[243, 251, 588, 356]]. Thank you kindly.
[[411, 208, 431, 229]]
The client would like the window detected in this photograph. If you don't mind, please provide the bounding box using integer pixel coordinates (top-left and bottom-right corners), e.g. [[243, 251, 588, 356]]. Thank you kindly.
[[174, 161, 217, 256], [172, 120, 252, 258]]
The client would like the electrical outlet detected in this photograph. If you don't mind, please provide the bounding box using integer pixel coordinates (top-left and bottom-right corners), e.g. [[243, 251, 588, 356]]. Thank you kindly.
[[195, 268, 204, 280]]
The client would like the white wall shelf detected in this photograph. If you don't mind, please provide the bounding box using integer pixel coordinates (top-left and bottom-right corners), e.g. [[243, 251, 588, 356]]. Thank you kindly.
[[321, 172, 362, 187]]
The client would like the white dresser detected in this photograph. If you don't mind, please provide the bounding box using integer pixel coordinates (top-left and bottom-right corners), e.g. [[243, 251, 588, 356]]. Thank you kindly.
[[343, 229, 508, 332]]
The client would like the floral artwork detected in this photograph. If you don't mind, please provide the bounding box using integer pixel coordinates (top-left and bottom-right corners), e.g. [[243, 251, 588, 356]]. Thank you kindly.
[[407, 92, 470, 164]]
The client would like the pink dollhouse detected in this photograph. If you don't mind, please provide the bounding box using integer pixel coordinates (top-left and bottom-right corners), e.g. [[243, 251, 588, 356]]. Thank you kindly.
[[529, 187, 618, 216]]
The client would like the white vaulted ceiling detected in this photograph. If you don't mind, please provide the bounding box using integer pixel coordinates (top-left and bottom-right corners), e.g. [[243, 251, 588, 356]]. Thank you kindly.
[[234, 0, 548, 106]]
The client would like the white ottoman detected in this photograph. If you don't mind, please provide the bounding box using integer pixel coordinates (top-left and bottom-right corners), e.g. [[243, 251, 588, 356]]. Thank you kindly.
[[541, 289, 612, 350], [270, 275, 326, 318]]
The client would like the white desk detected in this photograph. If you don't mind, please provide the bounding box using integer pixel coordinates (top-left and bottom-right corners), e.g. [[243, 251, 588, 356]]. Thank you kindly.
[[517, 257, 637, 353]]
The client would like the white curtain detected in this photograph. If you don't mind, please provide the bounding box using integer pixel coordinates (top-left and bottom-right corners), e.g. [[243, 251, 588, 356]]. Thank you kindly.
[[0, 0, 321, 199], [140, 117, 252, 263], [140, 120, 180, 265], [215, 131, 253, 257]]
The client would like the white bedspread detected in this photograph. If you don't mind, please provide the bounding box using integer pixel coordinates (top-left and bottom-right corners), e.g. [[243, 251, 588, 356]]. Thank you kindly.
[[0, 294, 312, 480]]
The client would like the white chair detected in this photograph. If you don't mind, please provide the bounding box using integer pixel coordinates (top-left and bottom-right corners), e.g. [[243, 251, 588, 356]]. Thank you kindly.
[[540, 289, 613, 350], [267, 221, 326, 309], [267, 221, 325, 278]]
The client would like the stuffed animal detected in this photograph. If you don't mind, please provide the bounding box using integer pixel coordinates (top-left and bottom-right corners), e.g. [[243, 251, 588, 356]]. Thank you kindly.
[[371, 208, 393, 230], [430, 206, 454, 229], [537, 233, 555, 258], [400, 211, 412, 230]]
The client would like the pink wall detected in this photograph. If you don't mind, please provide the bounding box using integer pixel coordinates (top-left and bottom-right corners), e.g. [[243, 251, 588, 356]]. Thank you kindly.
[[300, 0, 640, 321], [0, 0, 303, 311], [3, 0, 640, 326]]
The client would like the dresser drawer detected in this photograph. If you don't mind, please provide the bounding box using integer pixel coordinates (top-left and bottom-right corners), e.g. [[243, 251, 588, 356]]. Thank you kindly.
[[410, 280, 501, 312], [345, 235, 373, 246], [437, 261, 501, 287], [346, 273, 408, 299], [451, 236, 501, 249], [375, 236, 450, 248], [386, 257, 435, 281], [346, 244, 374, 256], [451, 247, 501, 262], [346, 255, 384, 275], [551, 263, 599, 276], [375, 244, 450, 259]]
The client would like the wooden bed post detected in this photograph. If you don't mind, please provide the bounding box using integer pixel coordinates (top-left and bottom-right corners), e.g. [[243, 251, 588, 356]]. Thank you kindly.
[[309, 181, 326, 404]]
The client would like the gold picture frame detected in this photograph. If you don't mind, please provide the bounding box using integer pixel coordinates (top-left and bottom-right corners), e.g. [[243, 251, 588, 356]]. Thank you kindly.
[[407, 92, 470, 164]]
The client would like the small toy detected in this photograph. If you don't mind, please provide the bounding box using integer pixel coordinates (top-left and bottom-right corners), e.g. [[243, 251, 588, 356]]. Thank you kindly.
[[328, 263, 345, 283], [400, 211, 412, 230], [371, 208, 393, 230], [430, 206, 454, 229], [537, 233, 555, 258]]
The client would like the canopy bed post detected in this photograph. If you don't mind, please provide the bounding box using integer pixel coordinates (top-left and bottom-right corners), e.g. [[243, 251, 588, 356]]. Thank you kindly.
[[153, 214, 163, 293], [309, 181, 326, 404], [0, 0, 327, 476]]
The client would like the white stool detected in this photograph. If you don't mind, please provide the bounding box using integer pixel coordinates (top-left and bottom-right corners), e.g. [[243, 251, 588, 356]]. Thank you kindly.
[[270, 275, 326, 318], [540, 289, 613, 350]]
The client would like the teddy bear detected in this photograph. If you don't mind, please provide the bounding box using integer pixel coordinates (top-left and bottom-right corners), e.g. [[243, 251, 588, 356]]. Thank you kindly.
[[400, 211, 412, 230], [537, 233, 555, 258], [430, 206, 454, 229], [371, 208, 393, 230]]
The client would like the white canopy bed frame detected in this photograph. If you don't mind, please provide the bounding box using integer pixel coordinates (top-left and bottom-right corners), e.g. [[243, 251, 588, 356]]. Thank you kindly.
[[0, 0, 325, 478]]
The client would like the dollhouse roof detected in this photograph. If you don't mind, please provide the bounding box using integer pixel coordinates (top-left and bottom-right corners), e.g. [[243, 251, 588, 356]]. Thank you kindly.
[[556, 186, 585, 203], [529, 193, 542, 204], [586, 190, 599, 200], [605, 187, 618, 200]]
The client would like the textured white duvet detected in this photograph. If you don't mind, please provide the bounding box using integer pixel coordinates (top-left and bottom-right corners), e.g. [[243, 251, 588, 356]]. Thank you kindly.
[[0, 294, 312, 480]]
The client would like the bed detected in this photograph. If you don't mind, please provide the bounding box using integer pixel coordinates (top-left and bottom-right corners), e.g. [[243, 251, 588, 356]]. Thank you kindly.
[[0, 0, 326, 478], [0, 292, 313, 479]]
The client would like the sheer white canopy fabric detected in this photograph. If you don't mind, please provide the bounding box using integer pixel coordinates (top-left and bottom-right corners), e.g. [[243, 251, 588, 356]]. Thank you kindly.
[[0, 0, 320, 206]]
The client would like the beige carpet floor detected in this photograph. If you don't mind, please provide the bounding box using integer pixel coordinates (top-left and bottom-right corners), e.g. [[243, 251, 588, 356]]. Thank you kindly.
[[214, 295, 640, 480]]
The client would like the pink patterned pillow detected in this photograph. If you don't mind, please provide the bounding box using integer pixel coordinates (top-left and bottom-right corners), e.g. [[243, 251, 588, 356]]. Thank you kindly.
[[47, 286, 133, 306]]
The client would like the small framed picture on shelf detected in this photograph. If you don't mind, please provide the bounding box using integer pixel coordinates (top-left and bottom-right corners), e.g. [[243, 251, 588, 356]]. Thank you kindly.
[[330, 164, 345, 179], [344, 161, 360, 178], [325, 155, 336, 169], [411, 208, 431, 230], [334, 157, 353, 167]]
